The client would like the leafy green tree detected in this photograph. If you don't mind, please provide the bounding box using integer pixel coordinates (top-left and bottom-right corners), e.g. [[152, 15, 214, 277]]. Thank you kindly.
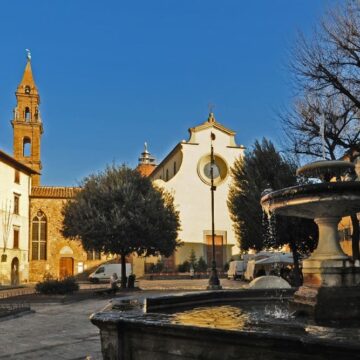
[[228, 138, 318, 286], [62, 165, 181, 288]]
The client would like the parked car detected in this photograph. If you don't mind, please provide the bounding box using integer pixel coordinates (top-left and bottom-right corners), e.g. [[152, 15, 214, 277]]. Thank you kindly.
[[89, 263, 132, 283], [227, 260, 245, 280]]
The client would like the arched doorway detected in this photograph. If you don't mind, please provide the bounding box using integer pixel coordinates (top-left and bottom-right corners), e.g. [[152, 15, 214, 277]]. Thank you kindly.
[[59, 257, 74, 279], [11, 257, 19, 286], [59, 246, 74, 279]]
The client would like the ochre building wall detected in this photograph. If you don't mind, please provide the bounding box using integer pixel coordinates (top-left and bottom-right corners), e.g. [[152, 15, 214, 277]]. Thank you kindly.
[[29, 196, 106, 282]]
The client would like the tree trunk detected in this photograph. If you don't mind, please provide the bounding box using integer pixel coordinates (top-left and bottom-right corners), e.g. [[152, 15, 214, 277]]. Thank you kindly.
[[289, 239, 302, 287], [120, 254, 127, 288], [350, 214, 360, 260]]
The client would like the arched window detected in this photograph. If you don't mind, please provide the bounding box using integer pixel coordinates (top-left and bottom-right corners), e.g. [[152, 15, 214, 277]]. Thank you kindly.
[[23, 137, 31, 157], [25, 107, 31, 121], [31, 211, 47, 260], [25, 86, 31, 94]]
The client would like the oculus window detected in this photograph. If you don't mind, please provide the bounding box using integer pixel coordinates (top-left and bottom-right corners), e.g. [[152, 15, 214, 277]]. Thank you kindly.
[[197, 154, 228, 186]]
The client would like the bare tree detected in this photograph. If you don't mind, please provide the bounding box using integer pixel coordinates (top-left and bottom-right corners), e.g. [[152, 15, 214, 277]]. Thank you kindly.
[[282, 93, 360, 161], [292, 1, 360, 108], [1, 200, 13, 261], [283, 1, 360, 259]]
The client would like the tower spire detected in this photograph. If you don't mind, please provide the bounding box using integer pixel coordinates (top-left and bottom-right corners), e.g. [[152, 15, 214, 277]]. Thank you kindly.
[[137, 142, 156, 176], [17, 50, 38, 95], [12, 53, 43, 186]]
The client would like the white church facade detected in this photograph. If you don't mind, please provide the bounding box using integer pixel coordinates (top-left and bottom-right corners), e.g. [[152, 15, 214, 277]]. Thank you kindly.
[[142, 112, 244, 271]]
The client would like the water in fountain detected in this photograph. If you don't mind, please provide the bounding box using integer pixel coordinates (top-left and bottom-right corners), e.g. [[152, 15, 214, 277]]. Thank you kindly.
[[261, 209, 277, 250]]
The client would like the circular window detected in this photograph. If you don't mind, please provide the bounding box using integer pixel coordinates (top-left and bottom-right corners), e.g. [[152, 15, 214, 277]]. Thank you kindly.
[[204, 162, 220, 179], [197, 154, 228, 186]]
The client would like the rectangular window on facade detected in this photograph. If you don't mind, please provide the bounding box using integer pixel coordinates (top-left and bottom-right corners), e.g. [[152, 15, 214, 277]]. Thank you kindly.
[[87, 250, 101, 260], [13, 228, 19, 249], [13, 194, 20, 215], [14, 170, 20, 184]]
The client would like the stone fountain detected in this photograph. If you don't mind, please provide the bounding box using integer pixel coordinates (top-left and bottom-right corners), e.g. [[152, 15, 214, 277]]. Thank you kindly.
[[261, 160, 360, 322], [90, 159, 360, 359]]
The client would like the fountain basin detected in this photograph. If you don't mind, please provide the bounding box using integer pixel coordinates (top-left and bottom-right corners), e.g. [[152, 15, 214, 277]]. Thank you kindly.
[[90, 290, 360, 360], [296, 160, 355, 182], [261, 181, 360, 218]]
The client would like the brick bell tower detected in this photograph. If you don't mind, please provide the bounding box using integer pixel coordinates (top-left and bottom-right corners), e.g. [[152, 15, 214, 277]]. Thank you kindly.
[[12, 50, 43, 186]]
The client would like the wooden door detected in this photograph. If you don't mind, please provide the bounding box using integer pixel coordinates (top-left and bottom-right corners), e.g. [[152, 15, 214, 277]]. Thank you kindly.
[[59, 257, 74, 279], [206, 235, 224, 270]]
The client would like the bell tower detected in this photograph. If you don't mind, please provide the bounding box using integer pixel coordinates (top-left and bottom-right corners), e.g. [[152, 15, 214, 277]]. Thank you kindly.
[[12, 50, 43, 186]]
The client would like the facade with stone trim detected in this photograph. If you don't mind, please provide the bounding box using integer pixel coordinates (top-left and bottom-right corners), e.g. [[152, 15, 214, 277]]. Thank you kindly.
[[144, 113, 245, 272], [0, 150, 37, 285]]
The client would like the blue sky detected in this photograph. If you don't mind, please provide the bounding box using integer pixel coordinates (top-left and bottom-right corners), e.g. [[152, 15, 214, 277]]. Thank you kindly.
[[0, 1, 338, 185]]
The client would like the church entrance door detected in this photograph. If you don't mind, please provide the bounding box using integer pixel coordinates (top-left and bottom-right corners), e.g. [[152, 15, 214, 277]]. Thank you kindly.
[[59, 257, 74, 279], [206, 235, 224, 270]]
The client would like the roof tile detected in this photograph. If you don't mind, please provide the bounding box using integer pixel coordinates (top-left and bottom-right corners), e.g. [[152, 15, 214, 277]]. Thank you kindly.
[[31, 186, 80, 199]]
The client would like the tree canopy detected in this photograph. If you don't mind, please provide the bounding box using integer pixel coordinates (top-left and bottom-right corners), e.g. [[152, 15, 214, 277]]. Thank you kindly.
[[228, 139, 317, 285], [62, 164, 181, 287]]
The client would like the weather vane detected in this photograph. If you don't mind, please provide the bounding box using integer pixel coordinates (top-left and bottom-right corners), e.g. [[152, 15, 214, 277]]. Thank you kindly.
[[25, 49, 31, 61]]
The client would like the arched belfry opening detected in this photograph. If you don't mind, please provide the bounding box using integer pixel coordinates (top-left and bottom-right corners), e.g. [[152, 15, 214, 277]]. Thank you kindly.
[[24, 107, 31, 121], [23, 137, 31, 157]]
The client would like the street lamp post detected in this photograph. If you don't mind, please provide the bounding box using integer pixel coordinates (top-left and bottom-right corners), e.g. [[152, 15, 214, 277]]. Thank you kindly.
[[207, 132, 222, 290]]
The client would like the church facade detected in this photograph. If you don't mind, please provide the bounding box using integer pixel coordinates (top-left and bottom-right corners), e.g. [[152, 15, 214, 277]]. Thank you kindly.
[[138, 113, 245, 272]]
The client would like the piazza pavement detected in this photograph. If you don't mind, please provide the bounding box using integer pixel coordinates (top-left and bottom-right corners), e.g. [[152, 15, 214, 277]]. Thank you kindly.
[[0, 279, 245, 359]]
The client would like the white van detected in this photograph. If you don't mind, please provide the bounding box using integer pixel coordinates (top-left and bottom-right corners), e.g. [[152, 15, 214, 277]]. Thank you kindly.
[[89, 263, 132, 283], [227, 260, 245, 280]]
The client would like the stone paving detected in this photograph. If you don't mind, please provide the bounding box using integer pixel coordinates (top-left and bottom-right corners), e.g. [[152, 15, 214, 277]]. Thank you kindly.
[[0, 298, 109, 360], [0, 279, 245, 359]]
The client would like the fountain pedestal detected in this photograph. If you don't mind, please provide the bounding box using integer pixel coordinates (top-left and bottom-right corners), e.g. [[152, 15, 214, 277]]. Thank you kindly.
[[292, 216, 360, 321]]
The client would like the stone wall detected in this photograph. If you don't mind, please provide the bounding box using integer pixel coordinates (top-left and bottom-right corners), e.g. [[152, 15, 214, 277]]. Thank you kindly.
[[29, 197, 106, 282]]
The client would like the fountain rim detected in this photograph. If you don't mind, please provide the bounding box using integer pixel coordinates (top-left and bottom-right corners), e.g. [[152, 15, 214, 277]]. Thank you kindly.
[[296, 160, 355, 177], [261, 180, 360, 205]]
